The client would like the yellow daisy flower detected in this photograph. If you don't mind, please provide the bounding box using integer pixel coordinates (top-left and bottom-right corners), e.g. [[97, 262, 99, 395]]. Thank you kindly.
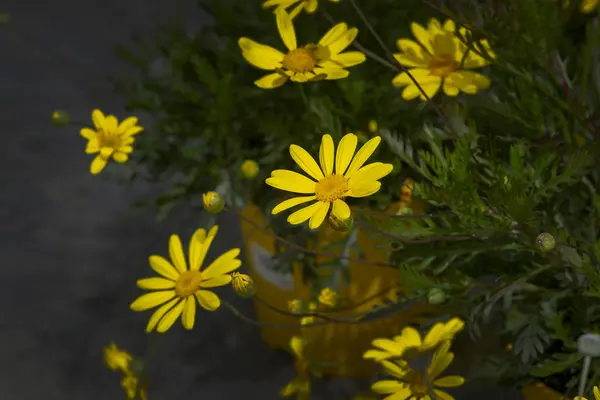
[[263, 0, 340, 19], [104, 342, 132, 373], [266, 133, 393, 230], [581, 0, 600, 12], [80, 109, 143, 175], [130, 226, 242, 333], [238, 9, 365, 89], [393, 18, 494, 100], [364, 317, 464, 362], [281, 336, 317, 398], [371, 341, 465, 400]]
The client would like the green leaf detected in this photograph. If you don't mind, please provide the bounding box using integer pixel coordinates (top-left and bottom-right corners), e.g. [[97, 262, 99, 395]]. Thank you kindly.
[[530, 352, 583, 378]]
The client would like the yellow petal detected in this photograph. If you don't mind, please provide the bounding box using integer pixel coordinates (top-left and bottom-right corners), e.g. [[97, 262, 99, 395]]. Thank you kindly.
[[104, 115, 119, 132], [290, 144, 325, 180], [239, 38, 284, 70], [272, 196, 317, 215], [181, 296, 196, 330], [80, 128, 97, 140], [201, 248, 242, 279], [308, 201, 330, 229], [130, 290, 176, 311], [189, 226, 218, 271], [290, 336, 305, 357], [431, 31, 457, 59], [398, 326, 423, 349], [280, 378, 301, 397], [429, 351, 454, 380], [319, 23, 348, 47], [156, 298, 186, 333], [347, 162, 393, 185], [118, 116, 139, 134], [276, 8, 297, 51], [372, 338, 403, 354], [410, 22, 433, 54], [331, 199, 351, 221], [196, 290, 221, 311], [325, 52, 366, 68], [345, 136, 382, 177], [90, 155, 108, 175], [434, 376, 465, 388], [148, 255, 180, 280], [91, 109, 105, 130], [287, 201, 323, 225], [113, 152, 128, 163], [328, 27, 358, 55], [443, 19, 456, 32], [136, 277, 176, 290], [255, 72, 288, 89], [381, 360, 410, 379], [401, 82, 441, 100], [446, 71, 490, 94], [266, 175, 316, 195], [443, 81, 460, 96], [100, 147, 114, 158], [335, 133, 358, 175], [289, 3, 304, 19], [394, 39, 431, 67], [349, 181, 381, 197], [433, 389, 456, 400], [290, 71, 315, 82], [391, 68, 440, 87], [363, 349, 392, 361], [319, 67, 350, 80], [371, 380, 407, 395], [145, 298, 180, 332], [118, 145, 134, 154], [594, 386, 600, 399], [319, 134, 335, 176], [201, 275, 232, 288], [304, 0, 318, 13], [168, 234, 188, 274], [85, 139, 100, 154], [124, 126, 143, 136]]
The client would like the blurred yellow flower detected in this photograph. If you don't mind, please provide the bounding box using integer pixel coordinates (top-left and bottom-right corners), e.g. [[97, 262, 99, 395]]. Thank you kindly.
[[238, 9, 365, 89], [241, 160, 260, 179], [130, 226, 242, 333], [104, 343, 132, 373], [581, 0, 599, 13], [288, 299, 302, 313], [121, 374, 146, 400], [281, 336, 316, 398], [301, 302, 317, 326], [318, 287, 337, 307], [368, 120, 378, 133], [263, 0, 340, 19], [266, 133, 392, 230], [80, 109, 143, 174], [393, 19, 494, 100], [371, 341, 465, 400], [51, 110, 70, 126], [575, 386, 600, 400], [231, 272, 255, 297], [202, 191, 224, 214], [364, 317, 464, 361]]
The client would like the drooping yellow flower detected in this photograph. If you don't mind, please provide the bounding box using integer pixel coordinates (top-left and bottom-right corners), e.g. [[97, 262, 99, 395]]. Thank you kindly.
[[104, 343, 132, 373], [263, 0, 340, 19], [281, 336, 316, 399], [364, 317, 464, 362], [393, 19, 494, 100], [581, 0, 599, 13], [238, 9, 365, 89], [318, 287, 337, 307], [371, 341, 465, 400], [80, 109, 143, 174], [130, 226, 242, 333], [266, 133, 393, 229]]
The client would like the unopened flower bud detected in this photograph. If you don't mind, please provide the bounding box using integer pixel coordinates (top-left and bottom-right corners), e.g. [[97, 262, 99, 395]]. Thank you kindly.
[[427, 288, 447, 305], [329, 214, 354, 232], [578, 333, 600, 357], [318, 287, 337, 308], [288, 299, 302, 313], [51, 110, 70, 126], [536, 233, 556, 252], [241, 160, 259, 179], [368, 120, 378, 133], [231, 272, 255, 297], [202, 191, 224, 214]]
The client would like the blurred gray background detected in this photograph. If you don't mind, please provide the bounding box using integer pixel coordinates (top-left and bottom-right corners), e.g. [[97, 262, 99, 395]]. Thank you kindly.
[[0, 0, 525, 398]]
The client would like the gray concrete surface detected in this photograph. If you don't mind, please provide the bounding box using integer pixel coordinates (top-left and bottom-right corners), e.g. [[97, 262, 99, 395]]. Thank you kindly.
[[0, 0, 525, 399]]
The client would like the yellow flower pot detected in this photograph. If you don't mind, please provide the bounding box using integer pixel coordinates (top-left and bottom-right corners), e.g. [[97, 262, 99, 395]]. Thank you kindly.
[[238, 203, 430, 378], [522, 383, 568, 400]]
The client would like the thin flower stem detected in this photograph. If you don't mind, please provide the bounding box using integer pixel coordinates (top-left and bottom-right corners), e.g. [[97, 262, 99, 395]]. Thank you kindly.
[[578, 356, 592, 399], [350, 206, 453, 219], [232, 208, 393, 267], [425, 372, 437, 400]]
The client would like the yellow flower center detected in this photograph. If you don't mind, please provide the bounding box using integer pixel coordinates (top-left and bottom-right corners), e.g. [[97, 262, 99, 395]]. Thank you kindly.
[[175, 270, 204, 297], [314, 174, 349, 202], [428, 56, 458, 77], [98, 132, 123, 149], [282, 48, 316, 73], [407, 371, 429, 397]]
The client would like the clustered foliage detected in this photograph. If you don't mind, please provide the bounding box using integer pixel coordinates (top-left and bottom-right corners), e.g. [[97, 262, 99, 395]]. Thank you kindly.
[[113, 0, 600, 396]]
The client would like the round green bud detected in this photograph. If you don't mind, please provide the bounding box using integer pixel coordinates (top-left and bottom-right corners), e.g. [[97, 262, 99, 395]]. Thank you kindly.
[[51, 110, 70, 126], [328, 214, 354, 232], [202, 191, 224, 214], [427, 288, 447, 305], [536, 233, 556, 252]]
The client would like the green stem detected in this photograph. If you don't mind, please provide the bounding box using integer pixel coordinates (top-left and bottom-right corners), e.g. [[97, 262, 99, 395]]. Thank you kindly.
[[578, 356, 592, 399]]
